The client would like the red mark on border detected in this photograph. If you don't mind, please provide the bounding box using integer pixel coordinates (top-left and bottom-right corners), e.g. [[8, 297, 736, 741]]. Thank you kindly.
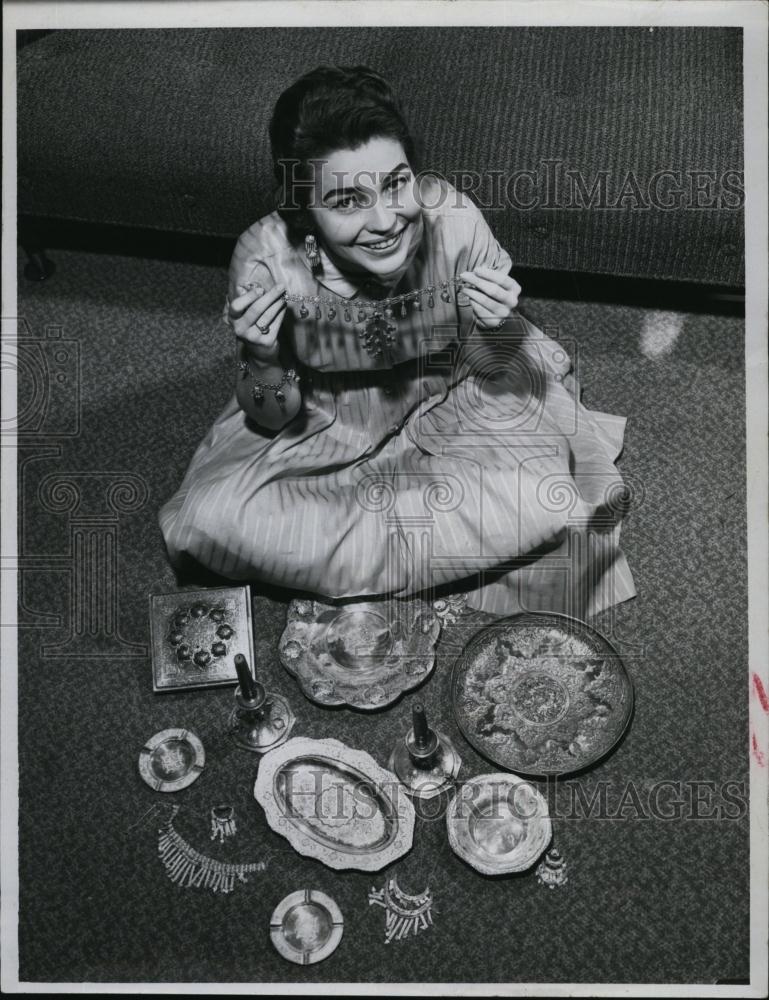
[[753, 673, 769, 713], [752, 732, 766, 767]]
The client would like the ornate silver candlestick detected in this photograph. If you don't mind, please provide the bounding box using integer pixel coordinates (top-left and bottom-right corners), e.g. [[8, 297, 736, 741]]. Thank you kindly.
[[388, 703, 461, 799], [229, 653, 295, 753]]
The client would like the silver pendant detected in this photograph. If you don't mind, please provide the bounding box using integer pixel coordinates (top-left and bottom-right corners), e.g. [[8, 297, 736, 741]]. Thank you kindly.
[[368, 877, 434, 944], [359, 312, 396, 359], [536, 847, 569, 888], [210, 804, 237, 843]]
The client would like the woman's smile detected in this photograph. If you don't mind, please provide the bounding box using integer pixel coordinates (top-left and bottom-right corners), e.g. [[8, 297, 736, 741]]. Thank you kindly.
[[356, 226, 408, 254]]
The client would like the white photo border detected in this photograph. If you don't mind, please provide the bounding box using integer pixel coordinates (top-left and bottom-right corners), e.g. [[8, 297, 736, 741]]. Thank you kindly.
[[2, 1, 767, 996]]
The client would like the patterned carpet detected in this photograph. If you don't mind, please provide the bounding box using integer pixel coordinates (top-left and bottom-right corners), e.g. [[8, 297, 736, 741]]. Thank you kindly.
[[14, 247, 749, 984]]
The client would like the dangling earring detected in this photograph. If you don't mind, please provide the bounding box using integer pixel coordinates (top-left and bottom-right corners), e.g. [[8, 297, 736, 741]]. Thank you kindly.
[[305, 234, 321, 271]]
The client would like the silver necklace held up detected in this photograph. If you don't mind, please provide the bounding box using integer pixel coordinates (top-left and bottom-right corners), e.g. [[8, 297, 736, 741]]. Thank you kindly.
[[257, 275, 470, 359]]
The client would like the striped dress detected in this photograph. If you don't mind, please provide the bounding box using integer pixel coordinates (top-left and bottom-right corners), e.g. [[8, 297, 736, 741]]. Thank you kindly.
[[158, 177, 636, 618]]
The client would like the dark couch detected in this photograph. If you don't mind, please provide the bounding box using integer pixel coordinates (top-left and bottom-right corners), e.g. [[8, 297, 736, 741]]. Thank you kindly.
[[17, 26, 744, 287]]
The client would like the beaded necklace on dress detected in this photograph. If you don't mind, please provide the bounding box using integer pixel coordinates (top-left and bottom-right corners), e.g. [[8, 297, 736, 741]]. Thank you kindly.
[[244, 276, 470, 359]]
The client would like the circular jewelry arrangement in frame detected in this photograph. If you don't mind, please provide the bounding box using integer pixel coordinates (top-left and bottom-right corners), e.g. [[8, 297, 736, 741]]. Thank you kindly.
[[278, 597, 441, 710], [148, 586, 255, 692], [270, 889, 344, 965], [167, 600, 234, 667], [451, 612, 634, 777], [138, 728, 205, 792]]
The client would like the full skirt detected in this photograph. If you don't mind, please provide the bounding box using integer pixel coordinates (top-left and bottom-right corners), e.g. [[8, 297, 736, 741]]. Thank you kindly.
[[158, 319, 637, 618]]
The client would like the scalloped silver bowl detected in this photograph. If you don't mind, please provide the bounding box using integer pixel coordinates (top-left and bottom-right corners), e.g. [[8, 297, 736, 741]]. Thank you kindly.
[[278, 598, 440, 710]]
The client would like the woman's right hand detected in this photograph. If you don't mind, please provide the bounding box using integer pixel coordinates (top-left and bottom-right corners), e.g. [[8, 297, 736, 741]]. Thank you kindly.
[[228, 281, 287, 365]]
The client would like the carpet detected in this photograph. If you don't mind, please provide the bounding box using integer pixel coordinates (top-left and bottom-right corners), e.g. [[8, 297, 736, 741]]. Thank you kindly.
[[13, 246, 749, 984]]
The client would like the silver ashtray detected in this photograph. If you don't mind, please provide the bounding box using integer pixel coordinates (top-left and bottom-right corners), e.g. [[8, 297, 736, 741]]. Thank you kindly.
[[270, 889, 344, 965], [138, 728, 205, 792]]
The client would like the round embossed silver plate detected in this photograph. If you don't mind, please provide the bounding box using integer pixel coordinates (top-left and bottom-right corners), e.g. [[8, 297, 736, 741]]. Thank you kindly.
[[451, 612, 633, 777], [138, 728, 205, 792], [278, 598, 440, 710], [255, 737, 416, 871], [270, 889, 344, 965], [447, 773, 552, 875]]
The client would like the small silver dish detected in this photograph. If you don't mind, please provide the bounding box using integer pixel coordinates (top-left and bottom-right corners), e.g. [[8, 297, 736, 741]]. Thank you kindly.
[[138, 728, 205, 792], [270, 889, 344, 965], [446, 773, 551, 875]]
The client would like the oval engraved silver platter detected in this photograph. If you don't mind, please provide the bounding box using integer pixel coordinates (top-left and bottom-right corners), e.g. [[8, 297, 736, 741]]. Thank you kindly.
[[446, 773, 552, 875], [278, 598, 440, 710], [451, 612, 633, 777], [254, 737, 416, 871]]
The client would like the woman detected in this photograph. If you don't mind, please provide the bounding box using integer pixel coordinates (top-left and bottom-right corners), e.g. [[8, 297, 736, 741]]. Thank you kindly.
[[158, 65, 636, 618]]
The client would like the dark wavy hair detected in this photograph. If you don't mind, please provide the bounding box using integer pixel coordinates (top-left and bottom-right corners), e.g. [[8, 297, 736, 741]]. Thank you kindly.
[[269, 65, 419, 235]]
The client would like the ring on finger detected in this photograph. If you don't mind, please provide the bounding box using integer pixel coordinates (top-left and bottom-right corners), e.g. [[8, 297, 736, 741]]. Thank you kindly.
[[256, 322, 271, 335]]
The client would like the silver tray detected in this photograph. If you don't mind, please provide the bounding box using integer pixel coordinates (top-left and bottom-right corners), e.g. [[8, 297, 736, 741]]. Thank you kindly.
[[447, 773, 552, 875], [451, 612, 633, 777], [278, 598, 440, 710], [254, 737, 415, 871]]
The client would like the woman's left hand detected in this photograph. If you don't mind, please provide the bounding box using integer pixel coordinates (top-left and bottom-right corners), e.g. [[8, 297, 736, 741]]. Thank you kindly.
[[460, 267, 522, 329]]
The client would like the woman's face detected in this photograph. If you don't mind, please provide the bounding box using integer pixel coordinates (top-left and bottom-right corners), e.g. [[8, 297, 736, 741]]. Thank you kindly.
[[307, 136, 423, 285]]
